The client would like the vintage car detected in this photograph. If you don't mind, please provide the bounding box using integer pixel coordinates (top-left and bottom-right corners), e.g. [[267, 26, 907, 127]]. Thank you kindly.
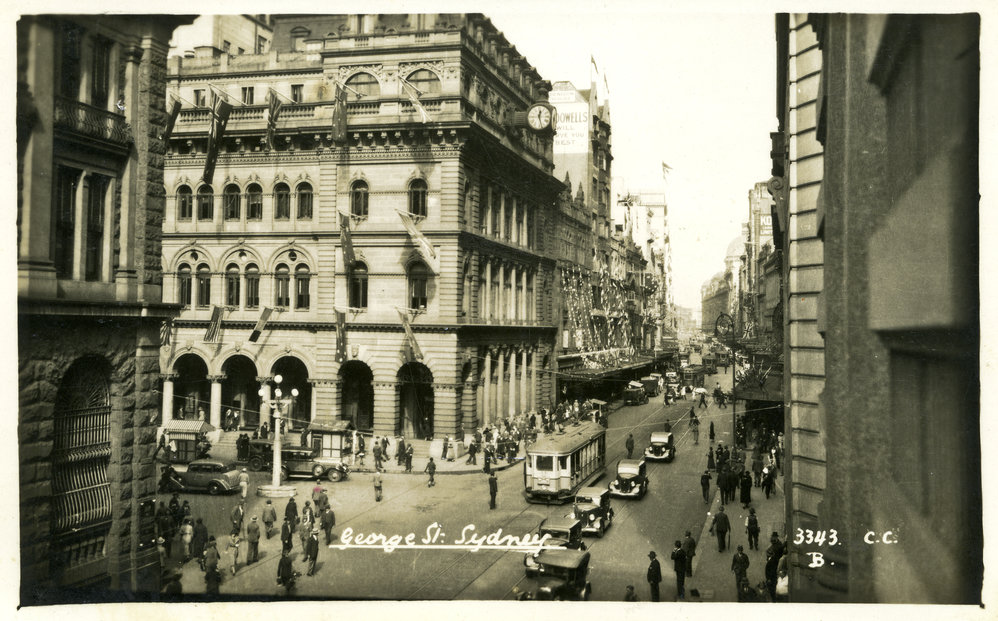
[[623, 381, 649, 405], [644, 431, 676, 462], [568, 487, 614, 537], [524, 549, 593, 600], [247, 440, 350, 482], [524, 517, 586, 577], [665, 371, 680, 394], [166, 459, 241, 495], [641, 375, 660, 397], [608, 459, 649, 499]]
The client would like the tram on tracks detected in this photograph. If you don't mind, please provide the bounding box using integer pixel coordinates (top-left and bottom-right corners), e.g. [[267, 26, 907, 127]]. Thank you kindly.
[[524, 420, 607, 504]]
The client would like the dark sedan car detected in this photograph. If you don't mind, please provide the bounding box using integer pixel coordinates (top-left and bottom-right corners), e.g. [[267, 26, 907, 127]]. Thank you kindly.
[[608, 459, 649, 499]]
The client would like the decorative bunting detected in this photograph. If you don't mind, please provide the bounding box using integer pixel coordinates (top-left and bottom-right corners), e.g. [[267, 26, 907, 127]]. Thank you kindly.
[[203, 305, 224, 343], [340, 212, 356, 268], [396, 308, 423, 362], [335, 310, 348, 362], [248, 306, 273, 343], [331, 84, 348, 143], [266, 89, 283, 150], [396, 209, 437, 262], [163, 98, 182, 142], [202, 94, 233, 184]]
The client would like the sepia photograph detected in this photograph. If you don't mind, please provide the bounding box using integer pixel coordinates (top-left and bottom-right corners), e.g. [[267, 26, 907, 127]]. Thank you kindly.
[[9, 0, 992, 617]]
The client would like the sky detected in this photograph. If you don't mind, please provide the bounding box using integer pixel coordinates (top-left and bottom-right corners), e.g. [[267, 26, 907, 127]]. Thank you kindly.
[[487, 4, 776, 309]]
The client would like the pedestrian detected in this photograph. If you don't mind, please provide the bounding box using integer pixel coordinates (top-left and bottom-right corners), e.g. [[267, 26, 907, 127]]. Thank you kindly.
[[381, 435, 390, 460], [740, 470, 753, 508], [731, 545, 750, 592], [156, 503, 174, 559], [716, 467, 728, 505], [204, 537, 220, 594], [305, 527, 320, 576], [746, 508, 761, 550], [625, 434, 635, 459], [192, 517, 208, 567], [373, 439, 383, 470], [230, 500, 245, 534], [320, 506, 336, 545], [646, 551, 662, 602], [313, 485, 330, 514], [169, 492, 182, 529], [670, 540, 686, 600], [374, 468, 383, 502], [226, 528, 241, 575], [263, 499, 277, 539], [300, 427, 309, 448], [238, 467, 250, 499], [488, 471, 498, 510], [682, 531, 697, 577], [762, 467, 775, 499], [699, 391, 708, 409], [441, 436, 450, 461], [692, 419, 700, 445], [154, 431, 168, 460], [405, 443, 414, 472], [483, 446, 492, 475], [180, 518, 194, 562], [765, 533, 786, 600], [424, 457, 436, 487], [707, 449, 716, 472], [664, 419, 671, 433], [624, 584, 639, 602], [281, 515, 294, 553], [397, 436, 407, 466], [709, 506, 731, 552], [300, 501, 315, 549], [466, 439, 478, 465], [277, 549, 296, 593], [285, 497, 299, 533], [752, 452, 764, 486], [700, 469, 712, 504], [356, 433, 366, 465], [709, 420, 716, 442]]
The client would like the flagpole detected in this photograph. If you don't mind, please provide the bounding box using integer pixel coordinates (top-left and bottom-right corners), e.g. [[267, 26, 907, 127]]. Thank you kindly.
[[268, 86, 296, 104], [207, 83, 247, 106]]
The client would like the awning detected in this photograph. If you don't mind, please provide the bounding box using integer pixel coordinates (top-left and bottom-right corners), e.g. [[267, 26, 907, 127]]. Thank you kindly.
[[163, 419, 214, 440], [307, 417, 355, 433]]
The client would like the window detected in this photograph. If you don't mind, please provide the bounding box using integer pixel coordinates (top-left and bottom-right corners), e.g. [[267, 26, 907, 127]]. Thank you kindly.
[[241, 87, 254, 105], [297, 182, 313, 219], [274, 264, 290, 307], [408, 179, 428, 218], [274, 183, 290, 219], [222, 40, 231, 54], [247, 184, 263, 220], [177, 185, 193, 220], [256, 35, 267, 54], [196, 264, 211, 308], [295, 264, 310, 309], [345, 72, 380, 98], [225, 264, 240, 307], [197, 186, 213, 220], [59, 23, 82, 99], [536, 455, 554, 471], [178, 264, 192, 307], [245, 264, 260, 308], [408, 262, 430, 310], [53, 166, 79, 279], [84, 174, 107, 281], [223, 184, 241, 220], [350, 180, 369, 217], [406, 69, 441, 95], [194, 89, 206, 107], [349, 262, 368, 309], [291, 84, 303, 103], [237, 47, 245, 55], [91, 37, 112, 107]]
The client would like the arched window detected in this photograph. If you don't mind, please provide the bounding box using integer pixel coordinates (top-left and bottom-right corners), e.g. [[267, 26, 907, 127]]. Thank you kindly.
[[274, 183, 291, 219], [406, 69, 441, 95], [351, 180, 369, 217], [345, 72, 380, 98], [224, 184, 241, 220], [349, 261, 368, 309], [408, 262, 430, 310], [274, 264, 290, 307], [196, 264, 211, 308], [295, 264, 310, 310], [246, 184, 263, 220], [297, 182, 313, 219], [245, 263, 260, 308], [225, 263, 240, 307], [408, 178, 428, 218], [178, 263, 192, 307], [177, 185, 193, 220], [197, 186, 214, 221]]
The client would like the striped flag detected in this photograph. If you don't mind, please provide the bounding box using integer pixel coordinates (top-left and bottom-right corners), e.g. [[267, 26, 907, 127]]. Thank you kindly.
[[266, 89, 283, 150], [163, 97, 182, 142], [202, 94, 233, 184], [203, 305, 223, 343], [335, 310, 347, 362], [401, 79, 431, 124], [396, 308, 423, 362], [248, 307, 274, 343], [331, 84, 348, 143]]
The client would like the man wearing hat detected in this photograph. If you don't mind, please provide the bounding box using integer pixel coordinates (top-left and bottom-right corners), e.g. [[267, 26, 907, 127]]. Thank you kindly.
[[230, 500, 246, 534], [246, 515, 261, 564], [320, 505, 336, 545], [238, 467, 250, 499], [646, 550, 662, 602], [305, 526, 320, 577], [263, 499, 278, 539]]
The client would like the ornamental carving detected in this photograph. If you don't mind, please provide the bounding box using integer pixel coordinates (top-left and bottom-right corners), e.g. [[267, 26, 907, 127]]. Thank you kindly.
[[398, 60, 445, 79], [338, 64, 385, 82]]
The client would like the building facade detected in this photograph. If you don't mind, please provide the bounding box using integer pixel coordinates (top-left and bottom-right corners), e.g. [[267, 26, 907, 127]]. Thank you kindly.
[[169, 14, 274, 58], [160, 14, 563, 444], [700, 271, 730, 334], [17, 14, 191, 603]]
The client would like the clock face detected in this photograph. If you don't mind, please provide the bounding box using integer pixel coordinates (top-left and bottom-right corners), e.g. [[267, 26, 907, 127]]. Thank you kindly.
[[527, 105, 551, 130], [715, 313, 734, 337]]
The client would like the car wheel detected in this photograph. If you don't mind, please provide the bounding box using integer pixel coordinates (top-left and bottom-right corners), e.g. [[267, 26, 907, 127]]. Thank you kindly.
[[312, 465, 324, 478], [248, 457, 264, 471], [207, 482, 222, 496], [327, 468, 344, 483], [596, 524, 604, 539]]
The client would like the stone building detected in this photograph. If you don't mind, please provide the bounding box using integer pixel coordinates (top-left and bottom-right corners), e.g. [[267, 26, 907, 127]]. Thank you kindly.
[[17, 14, 191, 603], [770, 13, 980, 603], [160, 14, 563, 444], [700, 271, 730, 334], [170, 14, 274, 58]]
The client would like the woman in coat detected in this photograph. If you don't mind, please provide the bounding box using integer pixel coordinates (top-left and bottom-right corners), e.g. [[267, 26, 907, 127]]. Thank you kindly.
[[226, 529, 241, 575], [739, 470, 753, 508], [179, 518, 194, 561], [707, 449, 716, 472], [191, 518, 208, 568], [709, 421, 716, 443]]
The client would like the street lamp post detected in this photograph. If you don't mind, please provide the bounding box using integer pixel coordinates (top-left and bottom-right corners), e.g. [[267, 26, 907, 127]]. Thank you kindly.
[[257, 374, 299, 496]]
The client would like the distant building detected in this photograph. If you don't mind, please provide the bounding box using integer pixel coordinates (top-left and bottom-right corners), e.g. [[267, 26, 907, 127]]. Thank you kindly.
[[700, 271, 730, 335], [169, 14, 274, 58]]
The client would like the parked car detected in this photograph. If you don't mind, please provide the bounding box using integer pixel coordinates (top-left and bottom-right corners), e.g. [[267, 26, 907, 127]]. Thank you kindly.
[[247, 440, 350, 483], [523, 549, 593, 600], [623, 381, 648, 405], [167, 459, 241, 495], [524, 517, 586, 577], [608, 459, 649, 499], [568, 487, 614, 537], [644, 431, 676, 462]]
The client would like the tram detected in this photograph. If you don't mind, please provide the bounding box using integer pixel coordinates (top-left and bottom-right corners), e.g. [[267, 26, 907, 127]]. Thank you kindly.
[[524, 420, 607, 504]]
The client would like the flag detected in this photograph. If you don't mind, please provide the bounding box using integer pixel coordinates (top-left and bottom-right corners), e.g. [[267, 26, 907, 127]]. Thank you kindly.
[[340, 212, 356, 268], [163, 98, 182, 142], [266, 89, 283, 150], [396, 308, 423, 362], [159, 319, 173, 346], [203, 94, 233, 184], [203, 305, 223, 343], [396, 209, 436, 262], [335, 310, 347, 362], [662, 162, 672, 180], [248, 307, 274, 343], [401, 79, 431, 124], [331, 84, 348, 143]]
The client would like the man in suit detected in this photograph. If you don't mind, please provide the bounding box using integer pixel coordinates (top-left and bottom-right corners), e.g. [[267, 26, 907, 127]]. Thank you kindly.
[[230, 500, 245, 535], [488, 472, 498, 510], [710, 506, 731, 552], [731, 544, 751, 594], [320, 506, 336, 545], [262, 499, 277, 539], [681, 531, 697, 577], [647, 551, 662, 602], [246, 516, 261, 564], [670, 540, 687, 600], [305, 527, 320, 576], [281, 515, 294, 553]]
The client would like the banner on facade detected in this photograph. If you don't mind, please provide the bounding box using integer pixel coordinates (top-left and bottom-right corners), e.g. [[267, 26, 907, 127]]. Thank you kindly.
[[202, 94, 233, 184], [401, 78, 432, 124], [248, 307, 274, 343], [163, 98, 182, 142], [203, 305, 224, 343], [331, 84, 348, 143], [160, 319, 173, 346], [396, 308, 424, 362], [335, 310, 347, 362], [396, 209, 437, 263], [340, 212, 356, 269], [266, 89, 283, 150]]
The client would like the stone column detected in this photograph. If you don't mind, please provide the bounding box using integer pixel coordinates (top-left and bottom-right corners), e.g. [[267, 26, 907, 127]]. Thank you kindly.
[[257, 376, 272, 429], [161, 374, 176, 425], [484, 260, 492, 319], [521, 269, 528, 321], [510, 265, 518, 322], [497, 263, 505, 321], [310, 380, 318, 423], [531, 350, 539, 411], [496, 349, 504, 423], [208, 375, 225, 428], [521, 349, 529, 413], [508, 349, 517, 417], [483, 349, 492, 426]]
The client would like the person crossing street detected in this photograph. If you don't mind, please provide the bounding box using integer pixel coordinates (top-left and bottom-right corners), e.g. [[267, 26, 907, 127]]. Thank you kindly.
[[424, 457, 437, 487]]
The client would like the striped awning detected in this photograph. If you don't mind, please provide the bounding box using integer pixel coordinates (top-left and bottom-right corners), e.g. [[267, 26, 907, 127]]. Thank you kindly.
[[308, 417, 354, 434], [163, 419, 214, 440]]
